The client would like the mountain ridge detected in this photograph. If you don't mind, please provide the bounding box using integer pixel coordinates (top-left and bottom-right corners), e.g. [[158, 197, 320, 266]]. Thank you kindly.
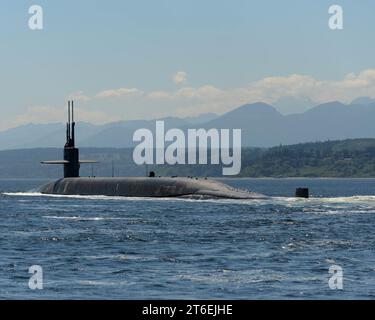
[[1, 100, 375, 150]]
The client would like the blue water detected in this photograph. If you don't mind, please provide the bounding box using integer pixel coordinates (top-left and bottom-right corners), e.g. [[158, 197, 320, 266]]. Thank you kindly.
[[1, 178, 375, 299]]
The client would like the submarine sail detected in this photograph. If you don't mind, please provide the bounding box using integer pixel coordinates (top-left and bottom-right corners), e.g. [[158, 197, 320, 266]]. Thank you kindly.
[[41, 100, 97, 177]]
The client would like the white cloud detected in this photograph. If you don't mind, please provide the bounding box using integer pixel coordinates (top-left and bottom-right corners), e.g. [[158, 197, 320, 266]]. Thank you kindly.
[[14, 106, 66, 125], [147, 91, 173, 100], [68, 91, 91, 102], [96, 87, 143, 99], [148, 69, 375, 115], [173, 71, 188, 85], [4, 69, 375, 131], [6, 106, 118, 130]]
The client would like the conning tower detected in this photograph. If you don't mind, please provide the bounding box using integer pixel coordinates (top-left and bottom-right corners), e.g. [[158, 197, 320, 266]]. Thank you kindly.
[[64, 101, 80, 178], [41, 101, 97, 177]]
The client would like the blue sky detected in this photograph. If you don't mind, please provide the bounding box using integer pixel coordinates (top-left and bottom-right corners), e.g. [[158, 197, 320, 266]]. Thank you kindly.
[[1, 0, 375, 130]]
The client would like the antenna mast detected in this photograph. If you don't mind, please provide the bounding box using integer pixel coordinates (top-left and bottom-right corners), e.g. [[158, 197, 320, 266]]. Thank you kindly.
[[71, 100, 75, 146], [67, 101, 71, 143]]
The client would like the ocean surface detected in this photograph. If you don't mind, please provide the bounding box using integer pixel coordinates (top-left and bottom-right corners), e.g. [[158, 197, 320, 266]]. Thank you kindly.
[[1, 178, 375, 300]]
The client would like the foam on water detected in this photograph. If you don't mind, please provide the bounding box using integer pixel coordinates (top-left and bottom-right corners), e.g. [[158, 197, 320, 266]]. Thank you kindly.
[[42, 216, 131, 221], [4, 191, 375, 204]]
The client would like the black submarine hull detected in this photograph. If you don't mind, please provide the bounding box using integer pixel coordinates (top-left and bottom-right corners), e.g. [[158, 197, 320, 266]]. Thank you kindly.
[[39, 177, 266, 200]]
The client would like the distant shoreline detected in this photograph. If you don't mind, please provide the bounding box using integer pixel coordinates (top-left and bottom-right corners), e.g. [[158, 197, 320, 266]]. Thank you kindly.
[[2, 176, 375, 181], [217, 176, 375, 179], [1, 139, 375, 179]]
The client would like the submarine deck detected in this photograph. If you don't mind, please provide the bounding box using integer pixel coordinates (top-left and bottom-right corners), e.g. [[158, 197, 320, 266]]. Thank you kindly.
[[39, 177, 266, 199]]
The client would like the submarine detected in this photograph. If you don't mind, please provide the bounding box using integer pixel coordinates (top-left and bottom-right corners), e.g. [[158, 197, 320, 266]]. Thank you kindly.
[[39, 101, 266, 200]]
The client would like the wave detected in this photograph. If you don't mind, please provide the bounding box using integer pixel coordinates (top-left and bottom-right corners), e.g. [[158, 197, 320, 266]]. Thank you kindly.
[[3, 192, 185, 202], [172, 269, 323, 285], [3, 191, 375, 207], [42, 215, 130, 221]]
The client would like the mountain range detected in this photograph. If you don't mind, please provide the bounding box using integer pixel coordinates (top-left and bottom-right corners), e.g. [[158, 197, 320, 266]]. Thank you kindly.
[[1, 98, 375, 150]]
